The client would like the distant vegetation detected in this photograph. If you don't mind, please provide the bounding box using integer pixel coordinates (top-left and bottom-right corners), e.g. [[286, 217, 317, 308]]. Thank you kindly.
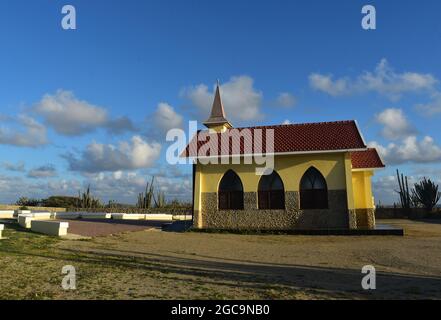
[[15, 197, 40, 207], [412, 177, 441, 212], [137, 177, 167, 209], [43, 196, 79, 208], [395, 169, 441, 217]]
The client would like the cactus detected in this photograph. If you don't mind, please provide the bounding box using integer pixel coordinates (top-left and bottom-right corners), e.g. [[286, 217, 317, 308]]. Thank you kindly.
[[137, 177, 155, 209], [154, 190, 166, 208], [411, 177, 441, 212], [396, 169, 411, 209], [77, 185, 102, 208], [107, 200, 117, 208]]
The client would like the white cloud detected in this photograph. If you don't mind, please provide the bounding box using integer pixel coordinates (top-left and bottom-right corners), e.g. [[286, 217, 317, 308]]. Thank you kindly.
[[65, 135, 162, 173], [0, 175, 35, 202], [370, 108, 441, 164], [153, 102, 183, 133], [181, 75, 263, 122], [0, 168, 192, 204], [0, 174, 82, 204], [27, 164, 57, 179], [35, 90, 108, 135], [2, 161, 25, 172], [310, 59, 437, 100], [106, 116, 138, 135], [415, 92, 441, 116], [369, 135, 441, 165], [145, 164, 190, 180], [154, 175, 192, 200], [85, 171, 192, 204], [34, 90, 137, 136], [46, 179, 83, 195], [275, 93, 296, 108], [89, 171, 147, 197], [372, 175, 400, 205], [282, 119, 291, 125], [375, 108, 416, 140], [0, 115, 47, 147], [309, 74, 350, 96]]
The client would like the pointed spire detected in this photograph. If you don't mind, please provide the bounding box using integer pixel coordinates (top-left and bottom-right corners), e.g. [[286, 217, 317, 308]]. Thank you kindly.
[[203, 80, 232, 128]]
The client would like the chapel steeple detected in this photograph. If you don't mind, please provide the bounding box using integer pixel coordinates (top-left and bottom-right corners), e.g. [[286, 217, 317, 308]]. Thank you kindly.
[[203, 80, 232, 131]]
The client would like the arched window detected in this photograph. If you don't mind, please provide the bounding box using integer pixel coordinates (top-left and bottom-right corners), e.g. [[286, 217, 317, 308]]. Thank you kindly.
[[300, 167, 328, 209], [218, 170, 244, 210], [258, 171, 285, 210]]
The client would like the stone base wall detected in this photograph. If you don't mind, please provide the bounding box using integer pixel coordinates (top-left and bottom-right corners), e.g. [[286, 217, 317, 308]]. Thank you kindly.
[[354, 209, 376, 229], [199, 190, 351, 230], [348, 209, 358, 230]]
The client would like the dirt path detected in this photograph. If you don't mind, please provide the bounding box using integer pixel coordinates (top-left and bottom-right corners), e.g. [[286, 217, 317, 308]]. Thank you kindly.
[[57, 219, 164, 237], [56, 219, 441, 299]]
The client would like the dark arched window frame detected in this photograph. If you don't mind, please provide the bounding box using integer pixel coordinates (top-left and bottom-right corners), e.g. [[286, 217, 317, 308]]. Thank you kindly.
[[218, 170, 244, 210], [258, 171, 285, 210], [299, 167, 328, 209]]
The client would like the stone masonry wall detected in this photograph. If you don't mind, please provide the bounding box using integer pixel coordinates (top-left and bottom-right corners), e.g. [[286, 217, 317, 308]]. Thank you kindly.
[[354, 209, 376, 229], [200, 190, 350, 230]]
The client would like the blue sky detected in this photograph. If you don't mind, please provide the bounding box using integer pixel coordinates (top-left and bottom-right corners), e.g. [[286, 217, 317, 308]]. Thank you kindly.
[[1, 0, 441, 204]]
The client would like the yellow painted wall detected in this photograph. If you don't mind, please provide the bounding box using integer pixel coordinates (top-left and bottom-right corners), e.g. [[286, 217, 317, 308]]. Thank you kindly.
[[197, 152, 348, 193], [344, 153, 355, 210], [193, 164, 203, 228], [207, 124, 230, 133], [352, 170, 374, 209]]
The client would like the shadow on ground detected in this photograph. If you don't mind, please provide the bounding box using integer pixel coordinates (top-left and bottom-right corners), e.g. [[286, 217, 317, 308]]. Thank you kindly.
[[3, 243, 440, 299]]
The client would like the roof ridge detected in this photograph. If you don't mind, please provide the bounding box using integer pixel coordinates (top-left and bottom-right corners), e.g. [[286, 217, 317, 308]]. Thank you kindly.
[[199, 119, 357, 132]]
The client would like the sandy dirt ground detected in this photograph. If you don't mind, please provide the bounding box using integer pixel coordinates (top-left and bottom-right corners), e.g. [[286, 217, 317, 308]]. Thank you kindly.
[[0, 219, 441, 299], [57, 219, 164, 237]]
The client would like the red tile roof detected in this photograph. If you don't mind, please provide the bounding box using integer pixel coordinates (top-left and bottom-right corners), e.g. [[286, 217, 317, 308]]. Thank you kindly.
[[351, 148, 385, 169], [183, 120, 368, 157]]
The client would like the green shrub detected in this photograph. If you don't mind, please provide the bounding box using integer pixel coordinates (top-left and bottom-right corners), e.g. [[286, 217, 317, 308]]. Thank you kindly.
[[15, 197, 40, 207], [412, 177, 441, 212], [41, 196, 79, 208]]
